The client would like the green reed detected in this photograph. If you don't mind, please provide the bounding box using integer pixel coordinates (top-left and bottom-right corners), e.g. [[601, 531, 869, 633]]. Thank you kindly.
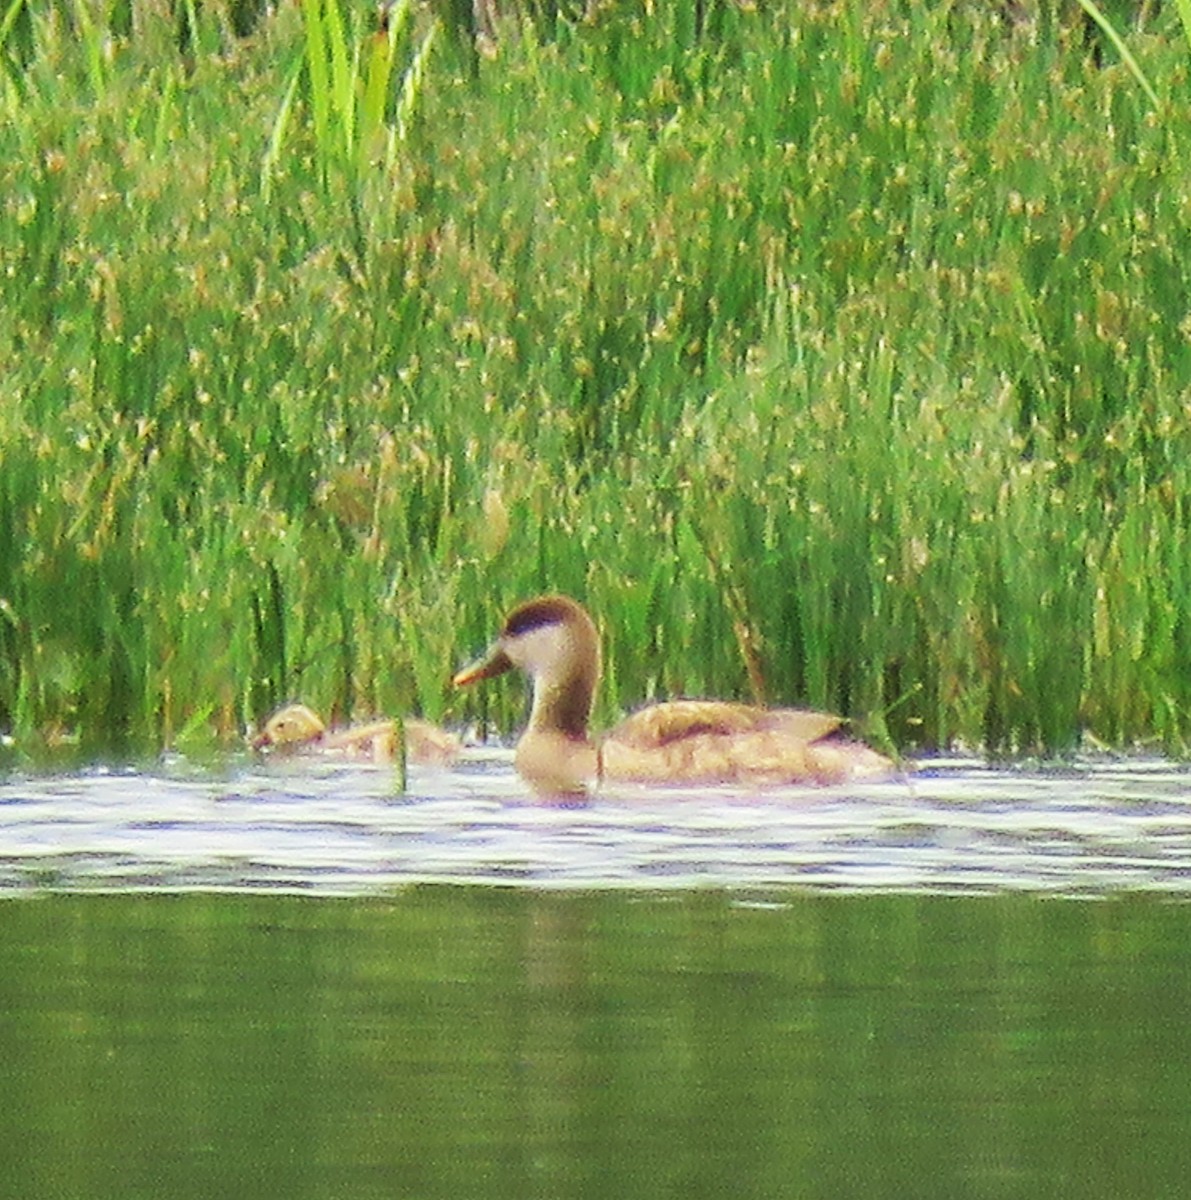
[[262, 0, 435, 202], [1074, 0, 1160, 107], [1178, 0, 1191, 53], [0, 0, 1189, 761]]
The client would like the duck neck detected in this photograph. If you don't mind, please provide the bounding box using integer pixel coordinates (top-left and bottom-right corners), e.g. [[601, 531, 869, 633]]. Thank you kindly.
[[528, 658, 597, 743]]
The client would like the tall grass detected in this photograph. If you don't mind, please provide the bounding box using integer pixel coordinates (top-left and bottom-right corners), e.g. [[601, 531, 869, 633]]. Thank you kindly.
[[262, 0, 436, 201], [1, 0, 1189, 762], [1073, 0, 1160, 107]]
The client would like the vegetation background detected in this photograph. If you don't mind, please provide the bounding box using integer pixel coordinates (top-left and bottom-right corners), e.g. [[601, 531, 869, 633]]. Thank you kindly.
[[1, 0, 1189, 762]]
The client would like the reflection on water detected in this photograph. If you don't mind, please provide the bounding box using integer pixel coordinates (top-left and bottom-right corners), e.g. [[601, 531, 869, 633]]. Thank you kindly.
[[1, 889, 1190, 1200], [0, 753, 1190, 895], [3, 758, 1191, 1198]]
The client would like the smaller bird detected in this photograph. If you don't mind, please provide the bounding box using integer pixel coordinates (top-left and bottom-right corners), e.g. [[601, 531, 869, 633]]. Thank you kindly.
[[453, 594, 896, 796], [251, 702, 460, 766]]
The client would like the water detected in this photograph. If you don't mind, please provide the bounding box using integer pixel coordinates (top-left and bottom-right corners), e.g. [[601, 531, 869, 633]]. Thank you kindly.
[[2, 756, 1190, 1199], [1, 753, 1190, 895]]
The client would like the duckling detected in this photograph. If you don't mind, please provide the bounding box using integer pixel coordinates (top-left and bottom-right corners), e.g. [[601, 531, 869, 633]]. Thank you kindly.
[[453, 594, 895, 794], [251, 702, 460, 766]]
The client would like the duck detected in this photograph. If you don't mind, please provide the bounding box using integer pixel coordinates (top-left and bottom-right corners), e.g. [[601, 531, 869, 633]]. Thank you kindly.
[[453, 594, 896, 795], [251, 702, 460, 766]]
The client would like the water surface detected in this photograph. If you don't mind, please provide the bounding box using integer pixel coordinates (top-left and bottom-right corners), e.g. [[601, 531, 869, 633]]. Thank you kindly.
[[3, 888, 1190, 1200], [1, 753, 1190, 895], [2, 756, 1190, 1199]]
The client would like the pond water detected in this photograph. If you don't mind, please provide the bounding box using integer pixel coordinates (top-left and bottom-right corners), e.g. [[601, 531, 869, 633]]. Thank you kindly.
[[2, 752, 1191, 895], [2, 755, 1190, 1198]]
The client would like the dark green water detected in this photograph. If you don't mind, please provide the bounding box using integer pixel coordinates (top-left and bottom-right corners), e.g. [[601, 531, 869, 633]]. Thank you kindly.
[[2, 889, 1189, 1200]]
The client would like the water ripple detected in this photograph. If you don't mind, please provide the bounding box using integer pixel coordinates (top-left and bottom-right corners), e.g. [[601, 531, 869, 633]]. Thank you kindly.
[[1, 753, 1190, 895]]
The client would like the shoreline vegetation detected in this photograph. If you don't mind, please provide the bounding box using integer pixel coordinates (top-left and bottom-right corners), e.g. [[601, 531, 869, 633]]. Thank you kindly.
[[2, 0, 1190, 764]]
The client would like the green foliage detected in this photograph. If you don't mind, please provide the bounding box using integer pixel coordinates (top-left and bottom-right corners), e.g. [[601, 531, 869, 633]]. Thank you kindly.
[[1178, 0, 1191, 53], [1073, 0, 1160, 107], [263, 0, 437, 202], [0, 0, 1189, 758]]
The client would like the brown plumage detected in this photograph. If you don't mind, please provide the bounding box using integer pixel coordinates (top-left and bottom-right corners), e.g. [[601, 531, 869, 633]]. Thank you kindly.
[[251, 702, 460, 766], [453, 594, 896, 796]]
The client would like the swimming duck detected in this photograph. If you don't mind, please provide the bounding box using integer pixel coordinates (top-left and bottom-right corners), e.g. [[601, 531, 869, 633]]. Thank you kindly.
[[251, 702, 460, 766], [453, 594, 895, 794]]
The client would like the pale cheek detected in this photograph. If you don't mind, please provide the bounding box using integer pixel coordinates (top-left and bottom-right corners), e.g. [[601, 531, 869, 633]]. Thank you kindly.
[[506, 625, 570, 674]]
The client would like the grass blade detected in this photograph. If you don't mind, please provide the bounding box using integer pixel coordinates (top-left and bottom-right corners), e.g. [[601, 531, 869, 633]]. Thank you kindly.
[[1175, 0, 1191, 54], [301, 0, 331, 167], [261, 54, 304, 202], [1073, 0, 1160, 109]]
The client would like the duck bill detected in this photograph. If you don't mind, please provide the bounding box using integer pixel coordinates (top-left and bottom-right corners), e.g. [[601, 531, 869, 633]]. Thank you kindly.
[[453, 645, 514, 687]]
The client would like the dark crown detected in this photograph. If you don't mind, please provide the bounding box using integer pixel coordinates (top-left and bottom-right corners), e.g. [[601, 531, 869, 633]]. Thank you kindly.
[[503, 594, 582, 638]]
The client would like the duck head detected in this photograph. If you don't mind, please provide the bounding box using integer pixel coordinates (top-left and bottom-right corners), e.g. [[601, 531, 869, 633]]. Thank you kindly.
[[251, 702, 327, 751], [454, 594, 601, 742]]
